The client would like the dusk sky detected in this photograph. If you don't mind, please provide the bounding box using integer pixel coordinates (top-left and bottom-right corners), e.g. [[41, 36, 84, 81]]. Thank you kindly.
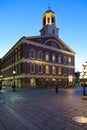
[[0, 0, 87, 72]]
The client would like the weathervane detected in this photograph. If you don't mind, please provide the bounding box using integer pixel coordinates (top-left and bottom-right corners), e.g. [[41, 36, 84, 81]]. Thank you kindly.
[[48, 3, 51, 10]]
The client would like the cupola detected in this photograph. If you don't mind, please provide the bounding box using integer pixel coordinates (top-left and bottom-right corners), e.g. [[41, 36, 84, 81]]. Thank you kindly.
[[40, 7, 59, 37]]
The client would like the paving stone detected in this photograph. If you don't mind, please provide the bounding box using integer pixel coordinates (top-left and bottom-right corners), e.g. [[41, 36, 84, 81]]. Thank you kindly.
[[0, 87, 87, 130]]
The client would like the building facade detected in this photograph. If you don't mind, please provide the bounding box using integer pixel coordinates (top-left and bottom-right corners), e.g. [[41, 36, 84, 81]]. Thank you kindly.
[[1, 8, 75, 88]]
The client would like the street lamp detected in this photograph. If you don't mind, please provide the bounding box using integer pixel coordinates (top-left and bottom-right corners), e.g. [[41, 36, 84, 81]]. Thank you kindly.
[[0, 75, 3, 91], [13, 70, 16, 91]]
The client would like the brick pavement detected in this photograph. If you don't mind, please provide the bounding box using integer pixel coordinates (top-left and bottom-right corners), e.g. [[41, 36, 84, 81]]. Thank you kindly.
[[0, 87, 87, 130]]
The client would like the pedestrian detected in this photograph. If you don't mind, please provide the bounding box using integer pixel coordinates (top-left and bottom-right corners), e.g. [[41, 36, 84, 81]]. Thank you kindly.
[[55, 84, 58, 94], [12, 85, 16, 92]]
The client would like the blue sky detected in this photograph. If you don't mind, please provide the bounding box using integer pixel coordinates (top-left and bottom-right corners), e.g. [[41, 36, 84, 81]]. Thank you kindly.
[[0, 0, 87, 72]]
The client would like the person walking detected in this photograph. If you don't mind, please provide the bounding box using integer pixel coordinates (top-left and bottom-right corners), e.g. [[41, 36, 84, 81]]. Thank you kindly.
[[55, 83, 58, 94], [12, 85, 16, 92]]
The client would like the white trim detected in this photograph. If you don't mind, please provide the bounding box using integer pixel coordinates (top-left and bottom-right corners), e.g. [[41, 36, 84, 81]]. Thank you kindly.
[[45, 52, 49, 61], [44, 39, 63, 49], [38, 50, 43, 60], [23, 39, 75, 56]]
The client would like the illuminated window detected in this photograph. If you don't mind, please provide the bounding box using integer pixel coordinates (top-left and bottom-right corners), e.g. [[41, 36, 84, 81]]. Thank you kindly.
[[63, 56, 67, 64], [45, 52, 49, 61], [30, 49, 35, 59], [46, 65, 50, 74], [68, 57, 71, 65], [58, 55, 61, 64], [52, 54, 56, 62], [38, 51, 43, 60], [58, 67, 62, 75], [38, 64, 43, 73], [30, 63, 35, 73], [52, 66, 56, 74], [30, 78, 35, 87]]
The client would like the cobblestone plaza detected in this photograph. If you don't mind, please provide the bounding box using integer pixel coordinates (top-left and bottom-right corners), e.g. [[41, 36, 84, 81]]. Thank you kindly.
[[0, 87, 87, 130]]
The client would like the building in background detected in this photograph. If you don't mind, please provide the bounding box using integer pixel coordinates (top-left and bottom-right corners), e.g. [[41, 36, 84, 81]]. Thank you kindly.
[[1, 8, 75, 88]]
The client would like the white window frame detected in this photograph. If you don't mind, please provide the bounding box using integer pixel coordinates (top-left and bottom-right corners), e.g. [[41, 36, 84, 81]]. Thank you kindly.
[[38, 51, 43, 60], [30, 63, 35, 73], [45, 52, 49, 61], [52, 54, 56, 62], [38, 64, 43, 73], [30, 49, 35, 59]]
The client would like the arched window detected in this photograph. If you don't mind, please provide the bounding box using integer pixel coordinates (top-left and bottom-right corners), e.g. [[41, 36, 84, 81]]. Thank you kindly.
[[63, 68, 67, 75], [58, 55, 61, 64], [52, 54, 56, 62], [38, 64, 43, 73], [58, 67, 62, 75], [68, 57, 71, 65], [30, 63, 35, 73], [46, 65, 50, 74], [30, 49, 35, 59], [52, 17, 55, 24], [43, 17, 46, 25], [47, 18, 50, 24], [45, 52, 49, 61], [38, 51, 43, 60], [63, 56, 67, 64], [52, 66, 56, 74], [51, 43, 57, 48]]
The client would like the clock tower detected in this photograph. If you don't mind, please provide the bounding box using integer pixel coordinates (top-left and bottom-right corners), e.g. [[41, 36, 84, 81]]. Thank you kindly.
[[40, 7, 59, 37]]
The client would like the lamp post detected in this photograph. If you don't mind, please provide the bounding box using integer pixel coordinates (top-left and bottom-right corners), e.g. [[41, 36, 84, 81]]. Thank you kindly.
[[0, 75, 3, 91], [13, 70, 16, 91]]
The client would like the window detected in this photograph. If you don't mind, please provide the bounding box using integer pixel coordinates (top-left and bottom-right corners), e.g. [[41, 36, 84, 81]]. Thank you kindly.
[[63, 68, 67, 75], [43, 17, 46, 25], [52, 66, 56, 74], [30, 49, 35, 59], [46, 65, 50, 74], [18, 51, 21, 60], [38, 39, 43, 44], [38, 51, 43, 60], [30, 63, 35, 73], [38, 64, 43, 73], [52, 30, 55, 34], [51, 43, 57, 48], [45, 52, 49, 61], [63, 56, 67, 64], [52, 17, 55, 24], [58, 67, 62, 75], [48, 18, 50, 24], [58, 55, 61, 64], [68, 57, 71, 65], [52, 54, 56, 62]]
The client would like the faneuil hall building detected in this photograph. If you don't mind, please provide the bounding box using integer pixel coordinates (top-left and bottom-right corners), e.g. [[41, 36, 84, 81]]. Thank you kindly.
[[1, 8, 75, 88]]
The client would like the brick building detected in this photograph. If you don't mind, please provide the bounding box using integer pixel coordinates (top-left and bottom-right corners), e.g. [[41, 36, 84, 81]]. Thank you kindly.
[[1, 8, 75, 88]]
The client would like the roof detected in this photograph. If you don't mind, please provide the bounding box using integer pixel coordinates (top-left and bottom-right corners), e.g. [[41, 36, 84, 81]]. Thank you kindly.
[[43, 9, 55, 15]]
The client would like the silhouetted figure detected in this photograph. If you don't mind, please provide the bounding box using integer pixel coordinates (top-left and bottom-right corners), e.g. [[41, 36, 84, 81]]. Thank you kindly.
[[12, 85, 15, 92], [55, 85, 58, 94]]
